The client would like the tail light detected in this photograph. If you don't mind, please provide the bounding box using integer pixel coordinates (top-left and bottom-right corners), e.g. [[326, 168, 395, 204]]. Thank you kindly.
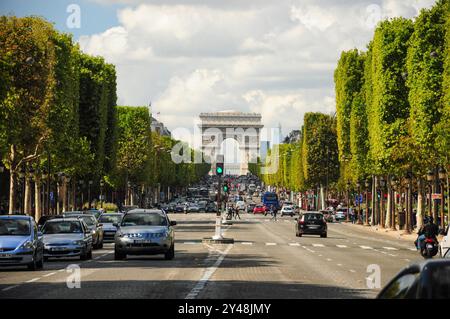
[[299, 220, 305, 225], [425, 238, 435, 243]]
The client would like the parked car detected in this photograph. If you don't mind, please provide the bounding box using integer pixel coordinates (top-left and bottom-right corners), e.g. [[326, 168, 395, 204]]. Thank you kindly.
[[296, 212, 327, 237], [253, 204, 266, 214], [198, 201, 208, 213], [114, 209, 176, 260], [63, 213, 104, 249], [335, 208, 348, 221], [0, 215, 45, 270], [377, 259, 450, 299], [280, 205, 295, 217], [42, 218, 93, 261], [37, 215, 63, 230], [98, 213, 123, 242], [187, 203, 200, 213], [174, 203, 185, 213], [320, 210, 335, 223]]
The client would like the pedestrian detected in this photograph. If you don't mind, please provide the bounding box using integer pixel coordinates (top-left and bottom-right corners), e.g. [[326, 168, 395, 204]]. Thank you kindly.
[[234, 205, 241, 220], [271, 205, 278, 221]]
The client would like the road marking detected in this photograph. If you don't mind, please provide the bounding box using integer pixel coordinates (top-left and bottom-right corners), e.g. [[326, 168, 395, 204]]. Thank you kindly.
[[326, 258, 332, 262], [336, 245, 347, 248], [409, 248, 417, 251], [26, 277, 41, 283], [404, 259, 411, 262], [289, 243, 300, 246], [337, 264, 343, 266], [388, 254, 397, 257], [360, 245, 373, 250], [349, 269, 356, 273], [2, 285, 19, 291], [183, 242, 198, 245], [43, 272, 56, 277], [312, 244, 325, 247], [58, 269, 65, 272], [185, 244, 233, 299], [266, 243, 277, 246], [241, 242, 253, 245], [383, 247, 398, 251]]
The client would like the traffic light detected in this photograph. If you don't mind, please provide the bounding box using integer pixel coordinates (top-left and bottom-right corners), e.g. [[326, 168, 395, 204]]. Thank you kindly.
[[216, 162, 224, 176], [223, 184, 228, 193]]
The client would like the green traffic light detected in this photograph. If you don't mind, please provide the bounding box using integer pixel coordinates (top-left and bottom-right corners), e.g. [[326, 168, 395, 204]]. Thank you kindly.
[[217, 167, 223, 173]]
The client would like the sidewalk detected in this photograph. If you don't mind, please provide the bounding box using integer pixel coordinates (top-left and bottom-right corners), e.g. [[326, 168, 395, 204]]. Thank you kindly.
[[338, 221, 418, 242]]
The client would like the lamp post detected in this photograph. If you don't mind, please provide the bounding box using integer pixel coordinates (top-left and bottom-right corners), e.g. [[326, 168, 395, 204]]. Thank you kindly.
[[427, 170, 434, 218], [18, 166, 26, 214], [364, 179, 370, 226], [439, 168, 447, 229], [356, 181, 362, 224], [65, 175, 71, 212], [88, 180, 93, 209], [100, 179, 105, 209], [346, 181, 351, 223], [56, 172, 65, 214], [0, 163, 4, 210], [390, 176, 399, 231], [79, 180, 84, 209], [380, 176, 386, 228], [404, 171, 413, 234], [127, 181, 131, 206]]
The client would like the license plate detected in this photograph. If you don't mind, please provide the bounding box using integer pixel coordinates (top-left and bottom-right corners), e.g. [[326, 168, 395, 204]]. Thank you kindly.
[[308, 225, 319, 229], [0, 254, 12, 258], [426, 244, 433, 249], [52, 247, 66, 251], [134, 240, 152, 244]]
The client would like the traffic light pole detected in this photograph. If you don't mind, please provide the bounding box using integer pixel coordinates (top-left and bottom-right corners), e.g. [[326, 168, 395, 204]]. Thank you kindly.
[[213, 174, 223, 240]]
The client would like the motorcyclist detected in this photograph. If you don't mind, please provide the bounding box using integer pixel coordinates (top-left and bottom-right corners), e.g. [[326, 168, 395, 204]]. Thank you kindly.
[[415, 216, 439, 251]]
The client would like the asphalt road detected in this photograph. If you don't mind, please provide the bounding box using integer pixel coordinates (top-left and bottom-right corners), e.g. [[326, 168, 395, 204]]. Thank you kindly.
[[0, 212, 422, 299]]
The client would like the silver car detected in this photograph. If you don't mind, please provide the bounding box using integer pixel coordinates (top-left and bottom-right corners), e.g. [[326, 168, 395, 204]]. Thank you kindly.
[[114, 209, 176, 260], [0, 215, 44, 270], [42, 218, 93, 261], [98, 213, 123, 242]]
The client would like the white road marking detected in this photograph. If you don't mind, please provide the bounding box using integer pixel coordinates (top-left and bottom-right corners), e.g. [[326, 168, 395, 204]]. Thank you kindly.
[[349, 269, 356, 273], [409, 248, 417, 251], [383, 247, 398, 251], [241, 242, 253, 245], [312, 244, 325, 247], [266, 243, 277, 246], [185, 244, 233, 299], [2, 285, 19, 291], [404, 259, 411, 262], [26, 277, 41, 283], [326, 258, 332, 262], [360, 245, 373, 250], [289, 243, 300, 246], [58, 269, 65, 272], [388, 254, 397, 257], [183, 242, 198, 245], [43, 272, 56, 277], [337, 264, 343, 266], [336, 245, 347, 248]]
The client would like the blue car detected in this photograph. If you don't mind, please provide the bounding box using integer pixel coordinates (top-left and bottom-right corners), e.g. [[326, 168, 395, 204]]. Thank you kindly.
[[0, 215, 45, 270]]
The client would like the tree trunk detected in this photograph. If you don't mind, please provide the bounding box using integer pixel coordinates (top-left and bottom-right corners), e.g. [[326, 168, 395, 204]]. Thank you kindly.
[[8, 171, 16, 214], [320, 185, 325, 210], [34, 179, 42, 222], [24, 176, 31, 216], [385, 178, 391, 229], [416, 178, 424, 230]]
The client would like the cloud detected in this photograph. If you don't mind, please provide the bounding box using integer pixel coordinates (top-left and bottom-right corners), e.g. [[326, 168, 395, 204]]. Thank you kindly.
[[78, 0, 437, 144]]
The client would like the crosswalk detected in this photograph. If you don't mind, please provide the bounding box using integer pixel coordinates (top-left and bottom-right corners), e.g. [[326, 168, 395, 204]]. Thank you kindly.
[[177, 241, 413, 252]]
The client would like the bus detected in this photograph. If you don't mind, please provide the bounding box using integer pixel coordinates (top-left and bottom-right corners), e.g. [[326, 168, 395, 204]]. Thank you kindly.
[[261, 192, 280, 209]]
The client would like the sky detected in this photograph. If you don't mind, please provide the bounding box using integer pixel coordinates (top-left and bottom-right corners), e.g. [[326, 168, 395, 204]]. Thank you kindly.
[[0, 0, 438, 149]]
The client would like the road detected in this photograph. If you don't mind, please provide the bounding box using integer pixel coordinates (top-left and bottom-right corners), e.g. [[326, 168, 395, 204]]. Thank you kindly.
[[0, 212, 421, 299]]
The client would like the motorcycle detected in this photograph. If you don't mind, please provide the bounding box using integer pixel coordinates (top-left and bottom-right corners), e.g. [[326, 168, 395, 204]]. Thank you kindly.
[[420, 237, 439, 259]]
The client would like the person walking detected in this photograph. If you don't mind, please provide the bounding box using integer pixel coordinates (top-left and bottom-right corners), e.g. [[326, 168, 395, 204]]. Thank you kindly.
[[271, 204, 278, 221], [234, 205, 241, 220]]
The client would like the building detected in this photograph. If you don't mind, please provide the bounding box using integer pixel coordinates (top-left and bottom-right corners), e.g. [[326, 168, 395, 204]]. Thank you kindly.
[[151, 117, 171, 137]]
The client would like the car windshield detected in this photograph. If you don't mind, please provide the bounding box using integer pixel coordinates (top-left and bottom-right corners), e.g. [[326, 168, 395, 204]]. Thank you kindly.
[[43, 221, 83, 234], [0, 219, 30, 236], [304, 214, 323, 221], [121, 213, 168, 226], [99, 215, 122, 224], [80, 216, 96, 226]]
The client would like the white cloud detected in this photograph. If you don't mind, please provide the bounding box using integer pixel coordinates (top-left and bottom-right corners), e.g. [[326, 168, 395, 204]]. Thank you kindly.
[[78, 0, 437, 143]]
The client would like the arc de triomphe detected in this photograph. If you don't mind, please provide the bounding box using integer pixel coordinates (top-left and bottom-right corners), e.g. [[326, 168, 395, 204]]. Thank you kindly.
[[199, 111, 263, 175]]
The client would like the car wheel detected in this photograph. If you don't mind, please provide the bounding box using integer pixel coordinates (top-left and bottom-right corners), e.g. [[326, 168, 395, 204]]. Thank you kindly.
[[321, 233, 327, 238], [87, 249, 93, 259], [165, 244, 175, 260], [98, 241, 103, 249], [27, 255, 37, 271], [114, 250, 126, 260]]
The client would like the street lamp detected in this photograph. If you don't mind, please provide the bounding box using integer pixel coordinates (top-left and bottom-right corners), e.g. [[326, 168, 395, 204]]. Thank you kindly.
[[100, 179, 105, 209], [380, 176, 386, 228], [427, 169, 434, 218], [364, 179, 371, 226], [439, 167, 447, 229], [404, 171, 413, 234], [346, 181, 351, 223], [390, 176, 399, 231], [88, 180, 93, 209]]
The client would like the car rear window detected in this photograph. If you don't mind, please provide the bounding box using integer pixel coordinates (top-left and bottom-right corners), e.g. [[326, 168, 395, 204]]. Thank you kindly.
[[304, 214, 323, 221]]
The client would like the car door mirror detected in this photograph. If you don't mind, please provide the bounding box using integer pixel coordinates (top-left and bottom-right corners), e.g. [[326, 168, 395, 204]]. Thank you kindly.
[[170, 221, 177, 226]]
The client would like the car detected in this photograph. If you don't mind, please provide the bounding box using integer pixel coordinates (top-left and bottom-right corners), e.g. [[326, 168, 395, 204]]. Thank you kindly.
[[37, 215, 63, 230], [206, 203, 218, 213], [198, 201, 208, 213], [320, 210, 335, 223], [187, 203, 200, 213], [253, 204, 266, 214], [439, 225, 449, 258], [281, 205, 295, 217], [0, 215, 45, 270], [246, 202, 256, 213], [296, 212, 327, 237], [236, 201, 246, 211], [63, 213, 104, 249], [335, 208, 347, 221], [114, 209, 176, 260], [98, 213, 123, 242], [377, 259, 450, 299], [42, 218, 93, 261], [174, 203, 185, 213], [86, 209, 102, 219]]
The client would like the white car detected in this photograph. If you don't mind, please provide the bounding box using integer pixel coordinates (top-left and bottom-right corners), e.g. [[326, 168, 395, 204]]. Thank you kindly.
[[440, 225, 450, 258], [280, 206, 294, 217], [236, 201, 246, 211]]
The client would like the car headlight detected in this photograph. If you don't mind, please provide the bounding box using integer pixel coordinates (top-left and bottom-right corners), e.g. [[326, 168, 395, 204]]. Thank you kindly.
[[20, 241, 34, 249], [72, 240, 84, 246], [91, 230, 96, 235]]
